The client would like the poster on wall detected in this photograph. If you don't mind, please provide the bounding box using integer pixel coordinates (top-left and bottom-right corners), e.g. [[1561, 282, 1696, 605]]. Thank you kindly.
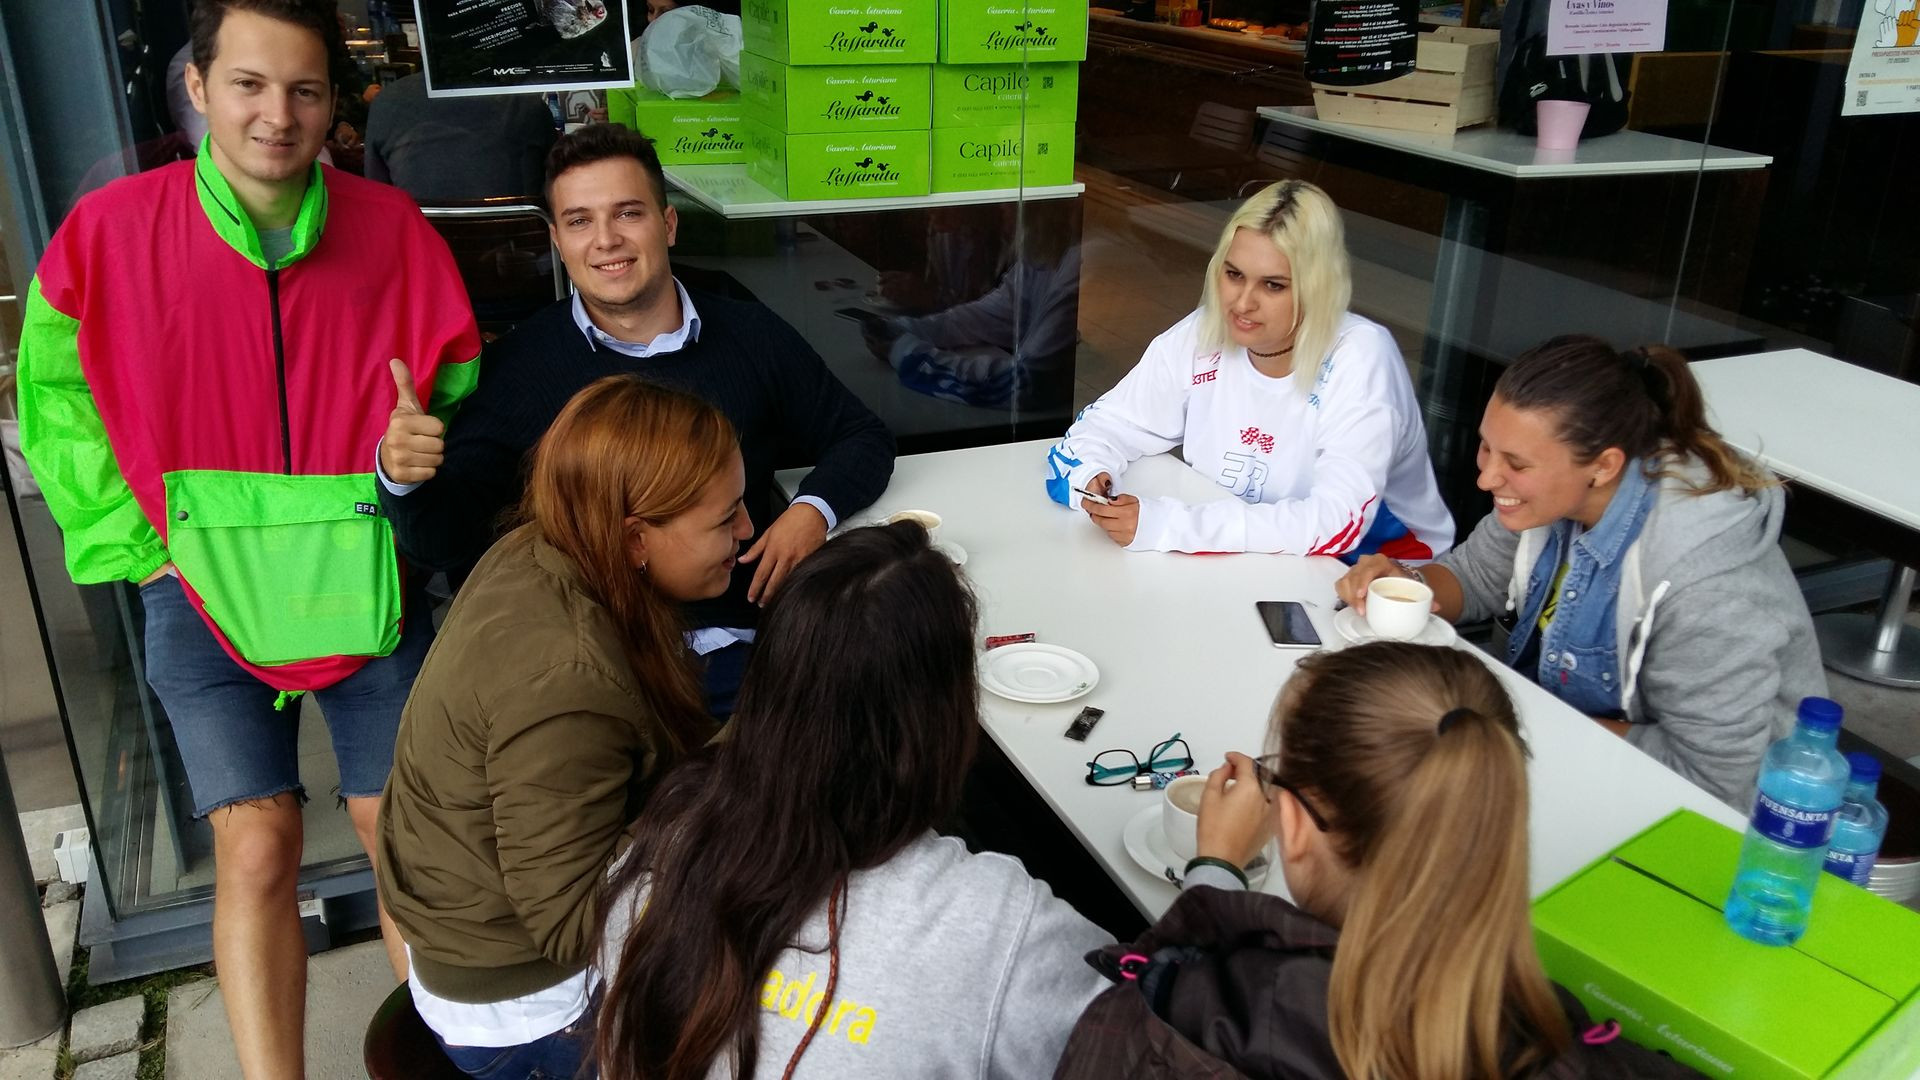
[[414, 0, 633, 98], [1544, 0, 1667, 56], [1844, 0, 1920, 116], [1305, 0, 1419, 86]]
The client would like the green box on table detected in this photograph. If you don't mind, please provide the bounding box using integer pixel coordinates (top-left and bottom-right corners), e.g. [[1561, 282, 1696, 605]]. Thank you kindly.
[[741, 0, 937, 65], [940, 0, 1091, 64], [930, 122, 1075, 192], [743, 119, 930, 200], [739, 52, 931, 134], [605, 86, 749, 165], [1532, 809, 1920, 1078], [929, 62, 1079, 127]]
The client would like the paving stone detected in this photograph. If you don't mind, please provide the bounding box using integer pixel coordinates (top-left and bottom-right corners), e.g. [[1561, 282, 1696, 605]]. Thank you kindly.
[[70, 996, 143, 1063], [0, 1028, 62, 1080], [43, 900, 78, 989], [40, 881, 77, 908], [74, 1051, 139, 1080], [166, 940, 397, 1080]]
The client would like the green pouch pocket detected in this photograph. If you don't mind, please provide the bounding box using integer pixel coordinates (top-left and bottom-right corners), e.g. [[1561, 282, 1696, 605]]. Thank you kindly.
[[162, 470, 400, 666]]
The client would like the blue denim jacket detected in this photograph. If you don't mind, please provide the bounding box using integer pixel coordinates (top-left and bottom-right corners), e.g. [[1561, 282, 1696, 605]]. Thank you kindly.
[[1503, 462, 1661, 717]]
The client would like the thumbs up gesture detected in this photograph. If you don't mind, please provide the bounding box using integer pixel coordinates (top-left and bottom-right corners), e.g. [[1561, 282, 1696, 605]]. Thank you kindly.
[[379, 358, 446, 486]]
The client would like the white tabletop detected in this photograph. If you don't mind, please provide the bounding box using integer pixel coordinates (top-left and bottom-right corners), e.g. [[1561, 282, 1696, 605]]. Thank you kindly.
[[1693, 348, 1920, 534], [665, 164, 1085, 220], [779, 440, 1744, 919], [1258, 106, 1773, 179]]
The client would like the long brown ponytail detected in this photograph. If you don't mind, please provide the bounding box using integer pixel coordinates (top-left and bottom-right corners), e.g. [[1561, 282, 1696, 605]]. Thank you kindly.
[[1274, 644, 1571, 1080], [1495, 334, 1774, 495], [519, 375, 734, 754]]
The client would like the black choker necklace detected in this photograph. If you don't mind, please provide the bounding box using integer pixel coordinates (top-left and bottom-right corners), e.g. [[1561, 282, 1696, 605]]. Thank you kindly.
[[1249, 344, 1295, 359]]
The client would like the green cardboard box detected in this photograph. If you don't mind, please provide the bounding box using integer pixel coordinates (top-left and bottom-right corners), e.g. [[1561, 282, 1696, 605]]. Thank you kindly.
[[931, 122, 1075, 192], [605, 87, 749, 165], [741, 0, 936, 65], [739, 53, 931, 134], [1532, 810, 1920, 1079], [940, 0, 1091, 64], [929, 63, 1080, 127], [743, 119, 930, 201]]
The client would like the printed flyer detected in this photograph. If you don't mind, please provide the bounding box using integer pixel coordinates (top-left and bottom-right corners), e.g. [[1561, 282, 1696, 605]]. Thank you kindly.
[[1845, 0, 1920, 116], [1545, 0, 1668, 55], [1306, 0, 1419, 85], [415, 0, 633, 97]]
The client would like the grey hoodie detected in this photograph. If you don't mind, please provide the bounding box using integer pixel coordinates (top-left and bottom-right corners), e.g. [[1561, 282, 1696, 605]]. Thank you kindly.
[[600, 832, 1112, 1079], [1439, 460, 1827, 809]]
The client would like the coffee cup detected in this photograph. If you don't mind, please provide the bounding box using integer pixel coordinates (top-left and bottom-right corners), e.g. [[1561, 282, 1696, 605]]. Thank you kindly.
[[1365, 576, 1434, 641], [1162, 774, 1206, 863], [883, 509, 941, 543]]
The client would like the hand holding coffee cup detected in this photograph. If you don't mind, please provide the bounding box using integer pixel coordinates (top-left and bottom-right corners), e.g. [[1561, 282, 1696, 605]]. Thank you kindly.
[[883, 509, 942, 544], [1195, 752, 1272, 868], [1365, 576, 1436, 640]]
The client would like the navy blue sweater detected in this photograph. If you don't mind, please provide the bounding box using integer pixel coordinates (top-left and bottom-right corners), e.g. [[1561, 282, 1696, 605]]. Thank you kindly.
[[383, 289, 895, 629]]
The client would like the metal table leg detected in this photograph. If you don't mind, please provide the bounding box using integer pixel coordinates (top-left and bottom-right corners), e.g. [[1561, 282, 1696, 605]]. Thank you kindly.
[[1817, 564, 1920, 688], [1417, 194, 1494, 515]]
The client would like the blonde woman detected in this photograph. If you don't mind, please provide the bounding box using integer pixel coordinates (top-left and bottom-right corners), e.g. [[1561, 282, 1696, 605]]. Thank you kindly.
[[1054, 644, 1698, 1080], [1044, 180, 1452, 558]]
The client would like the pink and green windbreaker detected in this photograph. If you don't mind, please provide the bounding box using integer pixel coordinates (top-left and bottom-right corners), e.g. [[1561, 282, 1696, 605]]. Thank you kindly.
[[18, 152, 481, 693]]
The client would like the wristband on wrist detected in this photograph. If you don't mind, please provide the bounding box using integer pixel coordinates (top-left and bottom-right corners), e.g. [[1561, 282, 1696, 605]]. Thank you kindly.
[[1183, 856, 1250, 888], [1389, 558, 1427, 586]]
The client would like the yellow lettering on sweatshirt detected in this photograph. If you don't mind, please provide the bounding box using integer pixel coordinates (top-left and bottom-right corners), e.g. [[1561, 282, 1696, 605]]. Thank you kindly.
[[758, 964, 877, 1046]]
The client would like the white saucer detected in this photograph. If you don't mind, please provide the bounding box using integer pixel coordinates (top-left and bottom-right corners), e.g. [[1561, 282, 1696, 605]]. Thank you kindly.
[[979, 642, 1098, 704], [1122, 804, 1276, 889], [936, 540, 968, 566], [1334, 606, 1458, 647]]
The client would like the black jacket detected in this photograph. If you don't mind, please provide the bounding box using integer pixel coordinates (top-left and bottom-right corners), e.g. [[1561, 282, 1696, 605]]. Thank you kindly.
[[1053, 885, 1703, 1080]]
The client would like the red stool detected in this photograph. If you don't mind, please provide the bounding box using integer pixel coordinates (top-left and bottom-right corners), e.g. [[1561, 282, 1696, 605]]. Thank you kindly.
[[363, 982, 469, 1079]]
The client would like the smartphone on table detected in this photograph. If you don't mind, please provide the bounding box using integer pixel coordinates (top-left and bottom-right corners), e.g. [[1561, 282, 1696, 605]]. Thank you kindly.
[[1255, 601, 1322, 648]]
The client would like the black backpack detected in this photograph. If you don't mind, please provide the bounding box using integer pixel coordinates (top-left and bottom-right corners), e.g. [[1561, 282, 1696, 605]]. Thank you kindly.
[[1496, 0, 1632, 138]]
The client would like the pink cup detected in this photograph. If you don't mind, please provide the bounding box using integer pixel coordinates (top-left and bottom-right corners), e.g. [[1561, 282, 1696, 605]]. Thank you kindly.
[[1535, 100, 1591, 151]]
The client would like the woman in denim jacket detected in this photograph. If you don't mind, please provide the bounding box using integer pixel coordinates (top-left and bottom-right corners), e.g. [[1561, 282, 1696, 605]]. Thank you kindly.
[[1337, 336, 1825, 809]]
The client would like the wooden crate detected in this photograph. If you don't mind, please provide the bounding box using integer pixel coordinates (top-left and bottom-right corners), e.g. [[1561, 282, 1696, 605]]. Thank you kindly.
[[1310, 27, 1501, 134]]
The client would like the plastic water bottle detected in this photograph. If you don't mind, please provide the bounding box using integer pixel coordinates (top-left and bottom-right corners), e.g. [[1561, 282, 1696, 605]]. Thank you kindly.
[[1724, 697, 1850, 946], [1823, 752, 1889, 887]]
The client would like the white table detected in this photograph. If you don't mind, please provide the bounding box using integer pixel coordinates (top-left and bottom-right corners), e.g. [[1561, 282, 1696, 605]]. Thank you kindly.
[[1695, 348, 1920, 687], [1255, 106, 1774, 511], [1257, 105, 1774, 179], [665, 164, 1084, 221], [780, 440, 1744, 918]]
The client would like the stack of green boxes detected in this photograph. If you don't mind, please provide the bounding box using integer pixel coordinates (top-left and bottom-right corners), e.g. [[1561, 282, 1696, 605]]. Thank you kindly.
[[736, 1, 1088, 201], [738, 1, 937, 200], [932, 0, 1086, 193], [606, 86, 751, 166]]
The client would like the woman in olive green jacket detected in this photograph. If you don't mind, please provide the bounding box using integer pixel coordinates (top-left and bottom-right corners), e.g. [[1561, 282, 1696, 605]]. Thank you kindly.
[[376, 377, 752, 1078]]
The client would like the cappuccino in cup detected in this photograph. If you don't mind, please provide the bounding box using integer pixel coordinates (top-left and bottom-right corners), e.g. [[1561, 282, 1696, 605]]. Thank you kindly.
[[1365, 577, 1434, 641]]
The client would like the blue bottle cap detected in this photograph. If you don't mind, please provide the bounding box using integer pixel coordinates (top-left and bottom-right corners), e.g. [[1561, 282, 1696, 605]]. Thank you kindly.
[[1845, 752, 1882, 784], [1796, 696, 1843, 730]]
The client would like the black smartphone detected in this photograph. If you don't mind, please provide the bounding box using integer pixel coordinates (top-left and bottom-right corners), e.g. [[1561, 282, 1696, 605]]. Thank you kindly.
[[1255, 601, 1322, 648], [834, 306, 887, 328]]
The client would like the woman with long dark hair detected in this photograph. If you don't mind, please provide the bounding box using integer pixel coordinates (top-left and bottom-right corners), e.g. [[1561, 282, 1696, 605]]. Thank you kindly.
[[378, 376, 753, 1077], [1056, 644, 1698, 1079], [1336, 335, 1824, 807], [595, 522, 1112, 1080]]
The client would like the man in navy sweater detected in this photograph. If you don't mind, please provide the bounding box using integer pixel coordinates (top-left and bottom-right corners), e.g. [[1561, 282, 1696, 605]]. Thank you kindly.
[[378, 124, 895, 714]]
